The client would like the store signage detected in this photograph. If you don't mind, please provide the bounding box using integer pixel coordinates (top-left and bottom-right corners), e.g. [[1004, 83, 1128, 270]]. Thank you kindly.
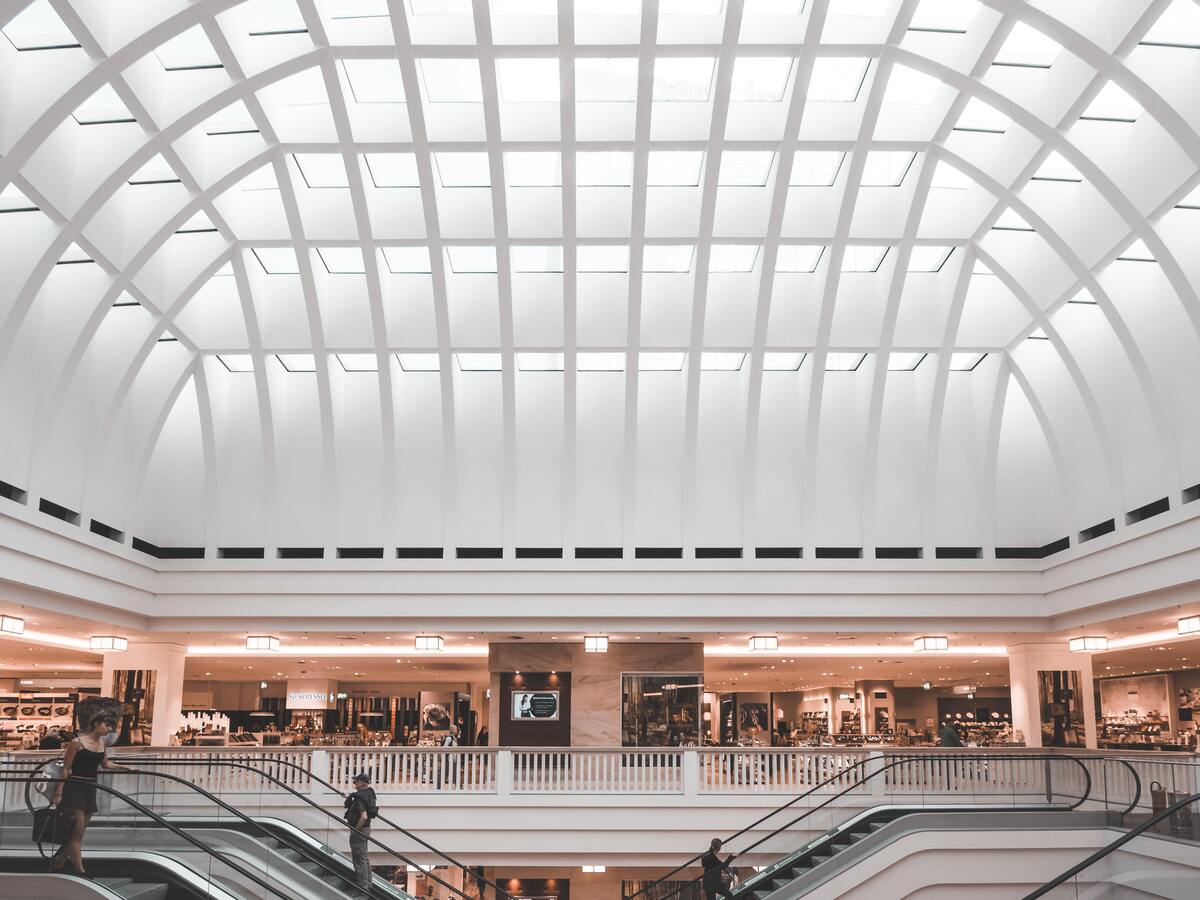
[[286, 679, 336, 709], [512, 690, 559, 721]]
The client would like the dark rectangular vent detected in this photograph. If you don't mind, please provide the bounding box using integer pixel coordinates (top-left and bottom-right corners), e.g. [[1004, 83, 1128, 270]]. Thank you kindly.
[[38, 498, 80, 526], [456, 547, 503, 559], [157, 546, 205, 559], [1079, 519, 1116, 543], [515, 547, 563, 559], [696, 547, 742, 559], [89, 520, 123, 543], [935, 546, 982, 559], [996, 547, 1042, 560], [1126, 496, 1170, 525], [0, 480, 28, 503], [755, 547, 802, 559], [337, 547, 384, 559], [219, 547, 265, 559], [635, 547, 683, 559], [875, 547, 922, 559], [278, 547, 324, 559], [815, 547, 863, 559], [132, 537, 161, 557], [1183, 484, 1200, 504], [397, 547, 444, 559], [1039, 536, 1071, 557], [575, 547, 623, 559]]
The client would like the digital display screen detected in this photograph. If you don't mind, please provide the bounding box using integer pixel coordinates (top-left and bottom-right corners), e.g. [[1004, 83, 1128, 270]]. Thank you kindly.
[[512, 691, 559, 721]]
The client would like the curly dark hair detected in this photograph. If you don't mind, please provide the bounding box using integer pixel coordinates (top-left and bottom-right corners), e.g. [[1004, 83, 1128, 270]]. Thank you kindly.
[[76, 696, 123, 730]]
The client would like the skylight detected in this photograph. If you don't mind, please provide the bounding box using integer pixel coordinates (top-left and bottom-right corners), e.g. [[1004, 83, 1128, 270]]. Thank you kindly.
[[278, 353, 317, 373], [383, 246, 432, 274], [506, 152, 562, 187], [1117, 239, 1155, 262], [1031, 152, 1082, 183], [497, 59, 561, 102], [807, 58, 870, 102], [701, 352, 746, 371], [907, 246, 953, 272], [435, 153, 491, 188], [909, 0, 981, 32], [576, 58, 639, 102], [154, 26, 222, 70], [511, 246, 564, 273], [887, 352, 927, 371], [648, 151, 705, 186], [342, 59, 406, 103], [578, 245, 630, 272], [337, 353, 378, 372], [447, 246, 498, 273], [578, 352, 626, 371], [419, 58, 484, 102], [73, 84, 135, 125], [826, 352, 867, 371], [791, 151, 845, 186], [639, 352, 687, 371], [955, 98, 1008, 133], [653, 58, 717, 102], [316, 247, 365, 274], [1141, 0, 1200, 48], [644, 245, 696, 273], [396, 353, 440, 372], [2, 0, 80, 50], [1080, 82, 1141, 122], [719, 151, 776, 186], [128, 156, 180, 186], [841, 245, 889, 272], [763, 352, 806, 371], [994, 22, 1061, 67], [883, 65, 940, 105], [0, 185, 37, 212], [578, 151, 634, 186], [517, 352, 565, 371], [861, 151, 916, 187], [776, 245, 825, 273], [217, 354, 254, 373], [294, 154, 349, 188], [993, 209, 1034, 231], [949, 352, 986, 371], [730, 57, 795, 103], [253, 248, 300, 274], [365, 153, 420, 188], [457, 353, 503, 371], [709, 245, 761, 272]]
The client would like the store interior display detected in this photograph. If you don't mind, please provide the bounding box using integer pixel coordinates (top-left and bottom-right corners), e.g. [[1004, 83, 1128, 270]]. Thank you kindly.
[[622, 674, 701, 746]]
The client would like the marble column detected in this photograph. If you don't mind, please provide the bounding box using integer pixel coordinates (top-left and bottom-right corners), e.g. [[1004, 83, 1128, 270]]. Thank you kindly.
[[1008, 643, 1097, 749]]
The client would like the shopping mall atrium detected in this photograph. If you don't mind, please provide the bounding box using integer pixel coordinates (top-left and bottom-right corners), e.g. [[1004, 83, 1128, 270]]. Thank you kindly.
[[2, 0, 1200, 896]]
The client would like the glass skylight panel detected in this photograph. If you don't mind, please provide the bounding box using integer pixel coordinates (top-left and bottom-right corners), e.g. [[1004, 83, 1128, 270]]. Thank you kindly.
[[411, 0, 472, 12], [576, 58, 639, 102], [1118, 239, 1155, 262], [365, 153, 420, 188], [447, 246, 498, 273], [317, 247, 366, 274], [910, 0, 980, 32], [337, 353, 379, 372], [719, 152, 775, 186], [342, 59, 406, 103], [517, 352, 565, 371], [993, 209, 1033, 231], [73, 84, 135, 125], [883, 65, 940, 105], [128, 156, 179, 186], [709, 245, 760, 272], [661, 0, 723, 11], [1027, 327, 1049, 341], [578, 245, 630, 272], [268, 68, 328, 107], [253, 247, 300, 274], [763, 352, 805, 371], [577, 151, 633, 186], [435, 153, 491, 187], [825, 352, 866, 371], [930, 161, 972, 190], [58, 243, 92, 264], [701, 352, 746, 371], [1080, 82, 1141, 122], [639, 352, 687, 371], [841, 245, 889, 272], [457, 353, 503, 371], [497, 58, 560, 102], [745, 1, 805, 12], [241, 0, 308, 36], [972, 259, 993, 275], [576, 0, 640, 12], [807, 58, 870, 102], [0, 185, 36, 212], [294, 154, 349, 188], [493, 0, 557, 12], [830, 0, 890, 15], [383, 246, 432, 273], [577, 352, 626, 371], [278, 353, 317, 372], [907, 246, 953, 272], [955, 98, 1008, 133], [1031, 152, 1082, 182], [647, 151, 704, 186], [994, 22, 1061, 67], [790, 151, 845, 186], [396, 352, 440, 371], [2, 0, 79, 50], [154, 26, 222, 70], [887, 352, 927, 371], [505, 152, 562, 187], [653, 58, 717, 102], [949, 352, 986, 371], [206, 101, 258, 136], [218, 354, 254, 373], [511, 245, 564, 272], [1068, 290, 1097, 305], [772, 243, 825, 273], [644, 245, 695, 273], [419, 59, 484, 102], [861, 151, 916, 186], [1141, 0, 1200, 47], [730, 57, 795, 103], [328, 0, 389, 17]]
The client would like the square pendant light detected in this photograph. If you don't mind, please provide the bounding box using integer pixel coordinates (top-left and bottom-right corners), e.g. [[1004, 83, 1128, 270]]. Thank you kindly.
[[749, 636, 779, 651], [415, 635, 444, 652], [584, 635, 609, 653], [1068, 636, 1108, 652], [913, 636, 949, 652], [246, 635, 280, 652], [90, 635, 128, 652], [1178, 616, 1200, 636], [582, 865, 606, 873], [0, 615, 24, 635], [838, 692, 853, 701]]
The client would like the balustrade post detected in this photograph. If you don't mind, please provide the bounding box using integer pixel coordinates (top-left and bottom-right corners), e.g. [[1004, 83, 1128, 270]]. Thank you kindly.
[[683, 749, 700, 798], [496, 749, 514, 798], [865, 750, 886, 800], [310, 749, 329, 799]]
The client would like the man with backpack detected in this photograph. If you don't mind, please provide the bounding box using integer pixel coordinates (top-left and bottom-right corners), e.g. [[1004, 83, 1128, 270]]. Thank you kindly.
[[344, 772, 378, 890]]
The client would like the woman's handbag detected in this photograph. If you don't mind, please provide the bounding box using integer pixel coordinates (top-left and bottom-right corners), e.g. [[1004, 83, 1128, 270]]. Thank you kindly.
[[32, 805, 73, 845]]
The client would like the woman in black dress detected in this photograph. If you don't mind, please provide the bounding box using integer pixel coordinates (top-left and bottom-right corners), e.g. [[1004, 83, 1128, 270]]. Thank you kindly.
[[50, 710, 132, 877]]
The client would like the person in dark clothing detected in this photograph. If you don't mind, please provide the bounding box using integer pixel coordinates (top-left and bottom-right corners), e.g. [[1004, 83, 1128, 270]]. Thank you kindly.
[[476, 726, 489, 747], [38, 727, 64, 750], [939, 723, 963, 747], [344, 772, 378, 890], [700, 837, 736, 900]]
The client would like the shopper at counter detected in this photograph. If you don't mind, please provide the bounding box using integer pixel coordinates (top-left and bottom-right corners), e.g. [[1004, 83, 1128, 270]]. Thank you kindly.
[[939, 723, 963, 747]]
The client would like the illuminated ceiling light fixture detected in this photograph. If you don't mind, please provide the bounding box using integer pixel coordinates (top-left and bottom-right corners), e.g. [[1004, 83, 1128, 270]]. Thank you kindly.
[[246, 635, 280, 652], [582, 865, 606, 873], [1068, 636, 1108, 653], [921, 682, 932, 691], [749, 636, 779, 651], [415, 635, 444, 652], [913, 636, 949, 652], [1178, 616, 1200, 636], [0, 615, 24, 635], [90, 635, 128, 652], [838, 692, 854, 701], [584, 635, 609, 653]]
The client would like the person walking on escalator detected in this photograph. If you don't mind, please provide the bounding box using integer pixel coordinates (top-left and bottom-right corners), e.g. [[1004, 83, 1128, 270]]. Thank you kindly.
[[344, 771, 378, 891], [701, 837, 737, 900], [50, 707, 133, 878]]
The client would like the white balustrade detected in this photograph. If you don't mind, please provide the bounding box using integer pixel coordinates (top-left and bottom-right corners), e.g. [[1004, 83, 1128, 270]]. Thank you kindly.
[[510, 748, 684, 793], [326, 747, 497, 793], [698, 748, 873, 794]]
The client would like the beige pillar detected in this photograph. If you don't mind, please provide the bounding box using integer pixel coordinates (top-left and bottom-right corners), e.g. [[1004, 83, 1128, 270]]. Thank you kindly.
[[1007, 643, 1097, 749], [100, 642, 187, 747]]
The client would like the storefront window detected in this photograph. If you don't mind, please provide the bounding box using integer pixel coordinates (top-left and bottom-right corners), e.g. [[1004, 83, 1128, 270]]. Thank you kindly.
[[621, 674, 702, 746]]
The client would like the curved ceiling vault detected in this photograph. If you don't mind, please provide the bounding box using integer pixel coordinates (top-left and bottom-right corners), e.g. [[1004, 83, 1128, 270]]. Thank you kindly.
[[0, 0, 1198, 559]]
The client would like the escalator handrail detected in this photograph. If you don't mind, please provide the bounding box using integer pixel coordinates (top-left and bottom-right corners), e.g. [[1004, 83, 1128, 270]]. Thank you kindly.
[[121, 752, 512, 900], [1023, 789, 1200, 899], [0, 773, 295, 900], [629, 752, 1097, 900]]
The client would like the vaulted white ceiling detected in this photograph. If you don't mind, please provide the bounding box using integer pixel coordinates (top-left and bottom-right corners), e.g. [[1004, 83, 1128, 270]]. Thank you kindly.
[[1, 0, 1199, 560]]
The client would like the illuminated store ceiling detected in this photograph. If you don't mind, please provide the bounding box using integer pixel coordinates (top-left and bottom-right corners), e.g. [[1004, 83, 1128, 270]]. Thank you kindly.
[[0, 0, 1198, 557]]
